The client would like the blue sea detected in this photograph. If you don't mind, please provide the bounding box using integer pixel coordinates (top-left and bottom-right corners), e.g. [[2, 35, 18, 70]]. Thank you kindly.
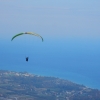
[[1, 37, 100, 90]]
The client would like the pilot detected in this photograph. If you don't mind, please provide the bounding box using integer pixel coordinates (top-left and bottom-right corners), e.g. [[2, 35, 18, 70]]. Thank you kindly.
[[26, 57, 29, 62]]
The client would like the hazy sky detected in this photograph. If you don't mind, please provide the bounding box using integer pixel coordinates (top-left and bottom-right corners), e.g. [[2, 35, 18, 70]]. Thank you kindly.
[[0, 0, 100, 89], [0, 0, 100, 39]]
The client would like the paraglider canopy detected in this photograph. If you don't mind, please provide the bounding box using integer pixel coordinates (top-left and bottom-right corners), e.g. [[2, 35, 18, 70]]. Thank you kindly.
[[11, 32, 43, 41]]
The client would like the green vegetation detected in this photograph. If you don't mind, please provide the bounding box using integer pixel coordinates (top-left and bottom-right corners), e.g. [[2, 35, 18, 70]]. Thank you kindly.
[[0, 70, 100, 100]]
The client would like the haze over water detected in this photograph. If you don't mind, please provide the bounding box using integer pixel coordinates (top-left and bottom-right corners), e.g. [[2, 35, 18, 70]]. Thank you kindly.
[[0, 1, 100, 89]]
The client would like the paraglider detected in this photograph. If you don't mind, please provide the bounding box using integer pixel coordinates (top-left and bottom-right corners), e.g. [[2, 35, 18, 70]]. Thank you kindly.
[[11, 32, 43, 62]]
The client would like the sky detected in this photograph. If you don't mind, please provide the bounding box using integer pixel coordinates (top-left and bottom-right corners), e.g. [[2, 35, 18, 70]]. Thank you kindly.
[[0, 0, 100, 38], [0, 0, 100, 89]]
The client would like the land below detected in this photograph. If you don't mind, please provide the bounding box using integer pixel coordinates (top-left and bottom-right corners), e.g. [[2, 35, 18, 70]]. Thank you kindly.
[[0, 70, 99, 100]]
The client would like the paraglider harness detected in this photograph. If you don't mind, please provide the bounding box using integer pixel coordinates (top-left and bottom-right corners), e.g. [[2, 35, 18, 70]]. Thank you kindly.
[[26, 57, 29, 62]]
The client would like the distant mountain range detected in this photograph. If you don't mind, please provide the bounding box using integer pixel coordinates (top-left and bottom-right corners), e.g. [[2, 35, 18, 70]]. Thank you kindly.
[[0, 70, 100, 100]]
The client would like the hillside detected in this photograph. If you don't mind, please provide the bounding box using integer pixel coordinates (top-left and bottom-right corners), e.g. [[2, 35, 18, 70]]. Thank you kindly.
[[0, 70, 100, 100]]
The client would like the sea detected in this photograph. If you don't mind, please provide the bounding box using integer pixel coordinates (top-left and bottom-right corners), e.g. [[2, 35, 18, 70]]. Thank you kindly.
[[1, 37, 100, 90]]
